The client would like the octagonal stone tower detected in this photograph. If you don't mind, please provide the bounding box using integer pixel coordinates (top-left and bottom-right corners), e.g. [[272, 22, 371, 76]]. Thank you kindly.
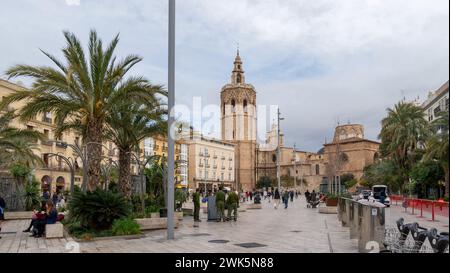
[[221, 51, 257, 191]]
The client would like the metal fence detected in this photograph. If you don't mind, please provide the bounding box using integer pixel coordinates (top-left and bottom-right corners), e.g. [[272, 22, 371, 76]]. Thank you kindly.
[[0, 175, 24, 211], [390, 195, 449, 221]]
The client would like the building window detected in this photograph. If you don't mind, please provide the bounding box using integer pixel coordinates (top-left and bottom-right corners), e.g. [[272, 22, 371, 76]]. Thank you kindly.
[[315, 164, 320, 175], [231, 100, 236, 112], [272, 154, 276, 163], [237, 74, 241, 83], [243, 99, 248, 113]]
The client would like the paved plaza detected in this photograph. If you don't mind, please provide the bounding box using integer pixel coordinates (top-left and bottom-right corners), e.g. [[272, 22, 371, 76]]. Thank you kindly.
[[0, 196, 448, 253]]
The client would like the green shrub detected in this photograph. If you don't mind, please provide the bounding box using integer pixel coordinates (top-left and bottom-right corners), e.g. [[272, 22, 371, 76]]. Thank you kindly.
[[23, 180, 41, 211], [444, 197, 449, 202], [345, 179, 358, 189], [111, 218, 141, 236], [68, 189, 130, 230], [145, 204, 160, 216]]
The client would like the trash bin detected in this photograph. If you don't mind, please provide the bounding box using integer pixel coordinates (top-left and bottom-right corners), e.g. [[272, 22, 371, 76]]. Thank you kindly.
[[207, 195, 217, 221]]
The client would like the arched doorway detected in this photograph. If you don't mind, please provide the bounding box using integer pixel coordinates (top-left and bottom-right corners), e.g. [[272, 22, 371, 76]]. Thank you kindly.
[[41, 175, 52, 193], [56, 176, 65, 193]]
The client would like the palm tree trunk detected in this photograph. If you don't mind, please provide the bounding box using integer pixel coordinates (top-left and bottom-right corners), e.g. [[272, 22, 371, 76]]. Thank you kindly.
[[86, 120, 103, 191], [445, 167, 449, 198], [118, 147, 132, 200]]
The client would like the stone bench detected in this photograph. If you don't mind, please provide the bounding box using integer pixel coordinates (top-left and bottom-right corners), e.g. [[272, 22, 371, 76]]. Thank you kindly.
[[46, 222, 64, 238], [246, 203, 262, 209], [4, 211, 33, 220], [135, 217, 180, 231]]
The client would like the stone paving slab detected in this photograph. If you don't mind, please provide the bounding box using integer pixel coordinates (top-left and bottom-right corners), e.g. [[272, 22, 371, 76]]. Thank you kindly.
[[1, 196, 447, 253]]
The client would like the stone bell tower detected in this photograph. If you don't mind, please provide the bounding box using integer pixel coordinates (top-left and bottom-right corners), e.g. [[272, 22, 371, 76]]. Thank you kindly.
[[220, 50, 257, 191]]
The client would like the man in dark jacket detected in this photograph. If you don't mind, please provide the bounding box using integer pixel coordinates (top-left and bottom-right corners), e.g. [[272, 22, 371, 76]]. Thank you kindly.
[[193, 188, 201, 222], [0, 195, 5, 239]]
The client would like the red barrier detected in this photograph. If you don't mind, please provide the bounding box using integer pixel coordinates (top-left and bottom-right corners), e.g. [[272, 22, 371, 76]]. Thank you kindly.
[[390, 195, 449, 222]]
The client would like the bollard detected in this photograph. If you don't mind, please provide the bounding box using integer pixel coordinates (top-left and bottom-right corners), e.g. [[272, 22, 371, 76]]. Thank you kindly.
[[357, 201, 386, 253], [350, 201, 363, 240], [342, 198, 351, 227]]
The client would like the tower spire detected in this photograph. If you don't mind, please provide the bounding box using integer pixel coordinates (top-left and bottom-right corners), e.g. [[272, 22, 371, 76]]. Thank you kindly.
[[231, 47, 245, 85]]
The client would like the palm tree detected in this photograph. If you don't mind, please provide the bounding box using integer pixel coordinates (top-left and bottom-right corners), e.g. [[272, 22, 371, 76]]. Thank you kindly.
[[104, 101, 166, 199], [0, 108, 43, 168], [379, 101, 430, 193], [424, 111, 449, 197], [1, 30, 158, 191]]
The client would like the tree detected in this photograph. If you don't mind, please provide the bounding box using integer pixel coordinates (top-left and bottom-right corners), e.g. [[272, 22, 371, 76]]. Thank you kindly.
[[256, 176, 272, 189], [424, 111, 449, 197], [410, 160, 444, 199], [104, 101, 166, 200], [362, 160, 403, 192], [2, 30, 158, 191], [379, 101, 430, 193], [0, 108, 43, 168], [144, 155, 167, 207]]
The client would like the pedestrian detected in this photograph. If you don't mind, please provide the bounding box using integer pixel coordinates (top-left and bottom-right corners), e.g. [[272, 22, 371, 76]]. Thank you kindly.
[[31, 200, 57, 238], [249, 191, 253, 201], [42, 190, 50, 201], [0, 194, 5, 239], [215, 186, 226, 222], [193, 188, 201, 222], [295, 191, 299, 199], [305, 189, 311, 203], [273, 188, 281, 209], [283, 190, 290, 209], [226, 189, 239, 221], [289, 190, 294, 202]]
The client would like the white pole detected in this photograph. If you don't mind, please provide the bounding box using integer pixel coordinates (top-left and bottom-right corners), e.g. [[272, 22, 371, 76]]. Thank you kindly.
[[277, 108, 281, 191], [167, 0, 175, 240]]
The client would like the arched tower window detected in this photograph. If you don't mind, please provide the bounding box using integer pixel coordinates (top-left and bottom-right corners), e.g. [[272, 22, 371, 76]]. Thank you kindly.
[[243, 99, 248, 113], [237, 74, 241, 83], [231, 99, 236, 113], [223, 103, 225, 115]]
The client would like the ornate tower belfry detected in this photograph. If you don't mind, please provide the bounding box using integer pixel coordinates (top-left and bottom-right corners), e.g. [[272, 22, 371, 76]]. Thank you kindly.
[[220, 50, 257, 191]]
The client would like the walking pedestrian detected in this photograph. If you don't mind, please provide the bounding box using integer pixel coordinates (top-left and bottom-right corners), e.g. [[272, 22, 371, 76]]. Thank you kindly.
[[283, 190, 290, 209], [289, 190, 294, 202], [273, 188, 281, 209], [193, 188, 201, 222], [226, 189, 239, 221]]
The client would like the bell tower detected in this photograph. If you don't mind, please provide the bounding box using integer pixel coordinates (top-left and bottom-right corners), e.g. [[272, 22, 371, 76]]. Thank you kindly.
[[220, 50, 257, 191]]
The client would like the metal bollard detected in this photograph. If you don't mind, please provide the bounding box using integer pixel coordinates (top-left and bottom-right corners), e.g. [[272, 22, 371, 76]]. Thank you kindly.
[[358, 201, 386, 253]]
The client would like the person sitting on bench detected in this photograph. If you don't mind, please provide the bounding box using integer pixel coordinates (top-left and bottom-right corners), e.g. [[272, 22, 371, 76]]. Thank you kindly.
[[31, 200, 57, 238]]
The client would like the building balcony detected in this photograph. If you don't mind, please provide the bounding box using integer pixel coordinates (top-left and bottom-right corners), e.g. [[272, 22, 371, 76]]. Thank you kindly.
[[205, 164, 210, 168], [42, 140, 53, 146], [228, 158, 233, 161], [199, 152, 204, 156], [213, 165, 217, 169], [221, 156, 226, 160], [199, 163, 204, 167], [228, 167, 232, 170], [213, 155, 217, 159], [221, 166, 225, 170]]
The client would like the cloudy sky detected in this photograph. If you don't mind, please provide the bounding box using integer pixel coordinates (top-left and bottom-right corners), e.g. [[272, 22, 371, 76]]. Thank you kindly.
[[1, 0, 448, 152]]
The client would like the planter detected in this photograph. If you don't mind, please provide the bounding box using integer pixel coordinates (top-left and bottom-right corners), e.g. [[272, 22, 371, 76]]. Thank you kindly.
[[326, 198, 338, 207], [175, 211, 184, 221], [134, 217, 179, 231], [150, 212, 160, 218]]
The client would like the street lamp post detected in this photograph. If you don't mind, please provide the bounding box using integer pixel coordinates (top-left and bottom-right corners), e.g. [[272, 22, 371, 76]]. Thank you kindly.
[[167, 0, 176, 240], [46, 152, 76, 197], [277, 108, 284, 191]]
